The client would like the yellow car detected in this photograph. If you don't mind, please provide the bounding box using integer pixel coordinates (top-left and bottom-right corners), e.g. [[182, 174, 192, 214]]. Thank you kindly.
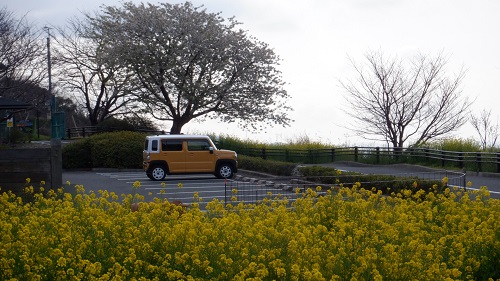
[[143, 135, 238, 180]]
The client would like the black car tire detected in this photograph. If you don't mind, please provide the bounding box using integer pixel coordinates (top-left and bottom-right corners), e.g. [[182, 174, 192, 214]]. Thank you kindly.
[[150, 165, 166, 181], [215, 163, 234, 179]]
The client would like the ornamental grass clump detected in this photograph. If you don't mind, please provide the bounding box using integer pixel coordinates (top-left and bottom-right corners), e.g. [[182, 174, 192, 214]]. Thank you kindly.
[[0, 179, 499, 280]]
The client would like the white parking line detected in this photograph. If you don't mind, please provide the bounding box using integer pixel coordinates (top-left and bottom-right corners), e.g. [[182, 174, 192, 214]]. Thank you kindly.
[[467, 187, 500, 194]]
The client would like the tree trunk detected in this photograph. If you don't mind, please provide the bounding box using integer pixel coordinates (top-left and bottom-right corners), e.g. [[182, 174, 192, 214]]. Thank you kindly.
[[170, 117, 189, 134]]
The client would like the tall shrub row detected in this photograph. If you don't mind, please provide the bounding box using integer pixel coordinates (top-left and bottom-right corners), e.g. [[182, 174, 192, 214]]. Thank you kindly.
[[62, 131, 146, 169]]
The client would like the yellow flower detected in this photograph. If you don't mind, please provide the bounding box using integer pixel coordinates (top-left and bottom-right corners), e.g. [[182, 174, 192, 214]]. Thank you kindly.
[[467, 181, 472, 187], [177, 182, 183, 188], [57, 257, 67, 267], [26, 178, 31, 184], [133, 181, 141, 189], [66, 180, 71, 186], [161, 182, 166, 187], [442, 177, 449, 185]]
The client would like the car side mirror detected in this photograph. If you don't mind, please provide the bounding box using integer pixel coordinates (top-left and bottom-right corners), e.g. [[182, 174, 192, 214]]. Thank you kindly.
[[209, 147, 214, 154]]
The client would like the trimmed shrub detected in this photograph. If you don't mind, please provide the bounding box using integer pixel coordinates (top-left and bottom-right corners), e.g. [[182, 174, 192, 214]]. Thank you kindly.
[[238, 155, 297, 176], [62, 138, 93, 169], [298, 165, 442, 195], [62, 131, 146, 169], [90, 131, 146, 169]]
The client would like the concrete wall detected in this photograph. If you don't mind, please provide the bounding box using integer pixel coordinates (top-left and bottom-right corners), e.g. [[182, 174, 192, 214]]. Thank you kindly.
[[0, 140, 62, 194]]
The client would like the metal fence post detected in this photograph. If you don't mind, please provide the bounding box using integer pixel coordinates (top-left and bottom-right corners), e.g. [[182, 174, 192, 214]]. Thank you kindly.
[[497, 152, 500, 173], [376, 147, 380, 164], [50, 139, 62, 190], [477, 152, 482, 172], [331, 148, 335, 162], [354, 146, 358, 162]]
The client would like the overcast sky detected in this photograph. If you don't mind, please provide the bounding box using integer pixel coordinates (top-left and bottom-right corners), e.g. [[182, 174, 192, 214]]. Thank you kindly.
[[5, 0, 500, 145]]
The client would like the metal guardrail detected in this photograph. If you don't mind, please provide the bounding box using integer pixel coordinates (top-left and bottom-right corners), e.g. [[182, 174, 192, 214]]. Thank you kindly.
[[65, 126, 98, 139], [224, 169, 467, 206], [65, 126, 166, 139], [232, 146, 500, 174]]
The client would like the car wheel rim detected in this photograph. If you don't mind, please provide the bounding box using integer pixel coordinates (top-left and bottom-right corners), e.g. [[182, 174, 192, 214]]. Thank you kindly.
[[152, 168, 164, 180], [220, 166, 232, 178]]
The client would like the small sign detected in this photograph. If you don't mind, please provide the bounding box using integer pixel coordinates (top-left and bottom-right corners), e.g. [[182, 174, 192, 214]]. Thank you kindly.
[[6, 118, 13, 128]]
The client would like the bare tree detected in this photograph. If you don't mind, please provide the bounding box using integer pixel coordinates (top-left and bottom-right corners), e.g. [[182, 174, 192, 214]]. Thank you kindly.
[[84, 1, 291, 134], [470, 109, 499, 150], [52, 18, 139, 126], [0, 7, 47, 122], [340, 51, 472, 148]]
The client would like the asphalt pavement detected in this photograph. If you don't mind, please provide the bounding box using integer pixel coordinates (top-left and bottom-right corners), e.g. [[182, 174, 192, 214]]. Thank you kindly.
[[62, 162, 500, 202]]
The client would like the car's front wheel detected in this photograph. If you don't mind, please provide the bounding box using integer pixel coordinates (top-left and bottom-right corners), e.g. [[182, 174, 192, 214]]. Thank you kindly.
[[215, 163, 234, 179], [150, 165, 166, 181]]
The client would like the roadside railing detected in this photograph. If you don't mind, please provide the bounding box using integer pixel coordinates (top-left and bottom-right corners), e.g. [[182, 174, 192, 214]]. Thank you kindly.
[[65, 126, 166, 139], [65, 126, 98, 139], [232, 146, 500, 174], [224, 169, 467, 206]]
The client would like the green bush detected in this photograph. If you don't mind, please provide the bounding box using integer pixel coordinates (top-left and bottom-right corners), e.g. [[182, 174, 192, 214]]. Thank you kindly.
[[419, 137, 481, 152], [215, 134, 334, 152], [62, 131, 146, 169], [62, 138, 93, 169], [238, 155, 297, 176], [298, 165, 443, 195]]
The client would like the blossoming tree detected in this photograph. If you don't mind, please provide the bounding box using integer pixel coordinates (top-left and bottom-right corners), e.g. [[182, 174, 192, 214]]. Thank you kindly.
[[84, 2, 292, 134]]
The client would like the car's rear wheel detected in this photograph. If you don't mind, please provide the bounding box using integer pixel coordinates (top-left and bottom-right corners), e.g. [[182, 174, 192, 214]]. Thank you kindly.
[[150, 165, 166, 181], [216, 163, 234, 179]]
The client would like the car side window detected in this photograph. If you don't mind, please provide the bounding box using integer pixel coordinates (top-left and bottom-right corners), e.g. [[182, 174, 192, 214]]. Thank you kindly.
[[187, 140, 211, 151], [151, 140, 158, 152], [161, 140, 183, 151]]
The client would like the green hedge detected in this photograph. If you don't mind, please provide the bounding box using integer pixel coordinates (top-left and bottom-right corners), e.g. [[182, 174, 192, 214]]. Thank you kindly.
[[63, 131, 146, 169], [238, 155, 297, 176], [62, 138, 93, 169], [297, 165, 443, 195]]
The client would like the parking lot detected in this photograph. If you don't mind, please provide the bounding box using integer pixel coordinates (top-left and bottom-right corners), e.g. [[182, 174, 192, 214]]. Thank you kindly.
[[63, 162, 500, 206], [62, 170, 307, 209]]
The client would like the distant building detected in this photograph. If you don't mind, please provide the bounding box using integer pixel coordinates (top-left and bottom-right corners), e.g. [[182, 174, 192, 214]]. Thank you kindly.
[[0, 96, 31, 141]]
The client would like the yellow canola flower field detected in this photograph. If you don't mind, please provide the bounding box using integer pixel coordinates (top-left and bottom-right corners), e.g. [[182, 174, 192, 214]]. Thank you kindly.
[[0, 183, 499, 281]]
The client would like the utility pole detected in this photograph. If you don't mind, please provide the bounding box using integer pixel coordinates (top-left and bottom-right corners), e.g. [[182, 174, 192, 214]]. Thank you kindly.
[[44, 26, 62, 189], [44, 26, 52, 97], [44, 26, 61, 139]]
